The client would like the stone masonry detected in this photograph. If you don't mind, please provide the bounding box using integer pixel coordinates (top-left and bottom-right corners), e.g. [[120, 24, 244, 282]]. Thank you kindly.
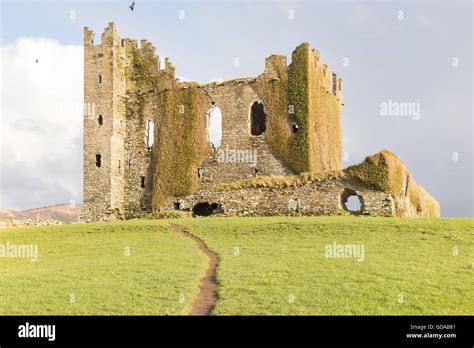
[[82, 23, 440, 221]]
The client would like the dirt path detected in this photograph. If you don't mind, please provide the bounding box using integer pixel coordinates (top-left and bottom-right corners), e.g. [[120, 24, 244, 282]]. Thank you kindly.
[[170, 224, 219, 316]]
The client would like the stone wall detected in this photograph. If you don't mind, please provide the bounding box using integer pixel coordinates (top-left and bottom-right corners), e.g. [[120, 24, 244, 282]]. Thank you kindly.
[[178, 176, 394, 217], [123, 94, 154, 216], [171, 150, 441, 219], [198, 79, 295, 185]]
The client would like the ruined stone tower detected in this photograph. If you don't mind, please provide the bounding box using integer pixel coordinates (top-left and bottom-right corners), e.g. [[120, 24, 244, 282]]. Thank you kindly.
[[83, 23, 127, 218], [82, 23, 439, 221]]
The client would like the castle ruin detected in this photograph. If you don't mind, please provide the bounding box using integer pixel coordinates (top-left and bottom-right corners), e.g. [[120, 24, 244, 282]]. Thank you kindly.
[[82, 23, 440, 221]]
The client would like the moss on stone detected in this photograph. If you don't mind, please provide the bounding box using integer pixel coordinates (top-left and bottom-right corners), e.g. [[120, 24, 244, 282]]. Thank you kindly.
[[254, 56, 307, 173], [254, 44, 310, 173], [307, 55, 342, 172], [287, 44, 311, 172], [345, 150, 405, 197], [215, 170, 343, 191], [151, 87, 210, 208], [126, 45, 158, 88], [345, 150, 440, 218], [406, 179, 440, 218], [255, 43, 342, 174], [427, 196, 441, 218], [408, 181, 422, 213], [123, 43, 207, 210]]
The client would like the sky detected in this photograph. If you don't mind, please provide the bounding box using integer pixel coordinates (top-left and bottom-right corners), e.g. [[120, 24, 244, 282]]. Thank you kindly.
[[0, 0, 472, 217]]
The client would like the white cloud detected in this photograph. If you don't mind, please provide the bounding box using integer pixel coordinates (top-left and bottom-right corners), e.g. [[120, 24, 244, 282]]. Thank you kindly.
[[0, 37, 83, 210]]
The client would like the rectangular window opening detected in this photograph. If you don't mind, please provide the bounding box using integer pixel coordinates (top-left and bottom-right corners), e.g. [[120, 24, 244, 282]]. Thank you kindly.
[[95, 154, 101, 168]]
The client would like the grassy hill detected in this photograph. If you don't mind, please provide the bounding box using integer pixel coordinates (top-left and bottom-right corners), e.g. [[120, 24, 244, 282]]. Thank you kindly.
[[0, 203, 82, 224], [0, 217, 472, 315]]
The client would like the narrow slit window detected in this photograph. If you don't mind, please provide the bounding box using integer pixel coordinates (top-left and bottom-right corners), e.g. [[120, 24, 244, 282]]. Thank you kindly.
[[95, 154, 101, 168], [292, 123, 299, 133], [140, 176, 145, 188], [98, 115, 103, 125], [147, 120, 155, 148], [98, 75, 102, 84]]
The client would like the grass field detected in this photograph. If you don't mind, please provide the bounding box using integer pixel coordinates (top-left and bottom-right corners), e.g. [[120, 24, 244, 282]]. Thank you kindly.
[[0, 220, 207, 315], [0, 217, 472, 315], [179, 216, 473, 315]]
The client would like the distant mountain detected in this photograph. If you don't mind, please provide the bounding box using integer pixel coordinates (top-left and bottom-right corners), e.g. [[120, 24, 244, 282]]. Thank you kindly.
[[0, 203, 82, 224]]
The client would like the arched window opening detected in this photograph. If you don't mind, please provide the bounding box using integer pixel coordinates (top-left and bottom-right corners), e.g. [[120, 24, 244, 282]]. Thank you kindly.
[[147, 120, 155, 148], [98, 115, 103, 125], [250, 101, 266, 136], [208, 105, 222, 149]]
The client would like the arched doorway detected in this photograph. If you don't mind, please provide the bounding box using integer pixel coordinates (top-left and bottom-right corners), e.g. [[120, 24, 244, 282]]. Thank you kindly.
[[192, 202, 221, 216]]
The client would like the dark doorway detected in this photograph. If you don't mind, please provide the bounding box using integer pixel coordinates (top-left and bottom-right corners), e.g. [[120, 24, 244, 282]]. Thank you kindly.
[[250, 101, 266, 136], [192, 202, 221, 216]]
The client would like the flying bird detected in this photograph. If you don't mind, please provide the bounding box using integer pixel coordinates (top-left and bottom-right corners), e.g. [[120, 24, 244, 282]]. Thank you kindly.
[[129, 2, 135, 11]]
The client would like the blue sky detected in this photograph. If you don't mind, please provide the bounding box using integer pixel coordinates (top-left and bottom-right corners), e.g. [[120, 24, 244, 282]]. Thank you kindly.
[[0, 0, 472, 216]]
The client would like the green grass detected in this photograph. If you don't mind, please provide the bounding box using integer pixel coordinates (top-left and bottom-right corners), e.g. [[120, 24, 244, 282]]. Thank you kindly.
[[177, 216, 473, 315], [0, 220, 207, 315], [1, 217, 472, 315]]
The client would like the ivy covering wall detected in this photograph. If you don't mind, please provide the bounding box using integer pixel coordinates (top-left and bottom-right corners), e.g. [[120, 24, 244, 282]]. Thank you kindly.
[[345, 150, 440, 217], [151, 87, 210, 208]]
